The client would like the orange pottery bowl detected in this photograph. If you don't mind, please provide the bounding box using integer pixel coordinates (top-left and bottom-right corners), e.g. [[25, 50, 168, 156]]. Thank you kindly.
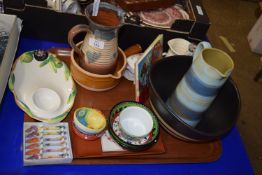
[[70, 42, 127, 91]]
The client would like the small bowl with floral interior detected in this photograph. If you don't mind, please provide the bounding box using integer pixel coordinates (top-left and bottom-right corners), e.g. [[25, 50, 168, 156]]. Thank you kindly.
[[119, 106, 153, 139], [108, 101, 159, 151], [73, 107, 107, 140], [8, 50, 77, 123]]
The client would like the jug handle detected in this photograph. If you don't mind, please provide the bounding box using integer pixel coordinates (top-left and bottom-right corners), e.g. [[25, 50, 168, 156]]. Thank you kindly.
[[68, 24, 91, 57], [193, 41, 212, 61]]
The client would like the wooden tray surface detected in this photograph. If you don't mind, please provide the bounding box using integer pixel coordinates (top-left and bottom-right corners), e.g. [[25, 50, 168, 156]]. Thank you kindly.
[[24, 48, 221, 164]]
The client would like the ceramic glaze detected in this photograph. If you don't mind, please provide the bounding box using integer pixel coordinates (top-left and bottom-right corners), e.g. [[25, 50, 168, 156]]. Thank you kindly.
[[68, 2, 124, 75], [32, 88, 61, 112], [113, 113, 151, 145], [90, 8, 121, 27], [8, 50, 76, 123], [119, 106, 153, 138], [70, 44, 127, 92], [149, 55, 240, 142], [74, 107, 106, 134], [166, 38, 195, 57], [108, 101, 159, 149], [167, 41, 234, 127]]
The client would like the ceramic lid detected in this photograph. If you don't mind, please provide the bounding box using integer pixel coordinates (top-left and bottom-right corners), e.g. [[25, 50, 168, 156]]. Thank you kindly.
[[74, 107, 107, 134]]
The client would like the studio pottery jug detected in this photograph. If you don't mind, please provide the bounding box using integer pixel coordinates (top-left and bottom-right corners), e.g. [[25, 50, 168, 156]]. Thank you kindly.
[[167, 41, 234, 127], [68, 2, 125, 74]]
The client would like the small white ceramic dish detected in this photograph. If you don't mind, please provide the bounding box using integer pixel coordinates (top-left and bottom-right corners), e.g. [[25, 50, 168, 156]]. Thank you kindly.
[[9, 50, 76, 123], [112, 112, 152, 145], [166, 38, 195, 57], [119, 106, 153, 138]]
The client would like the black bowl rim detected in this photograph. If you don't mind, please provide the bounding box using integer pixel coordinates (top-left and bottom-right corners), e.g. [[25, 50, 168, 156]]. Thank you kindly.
[[107, 101, 160, 149], [149, 56, 241, 140]]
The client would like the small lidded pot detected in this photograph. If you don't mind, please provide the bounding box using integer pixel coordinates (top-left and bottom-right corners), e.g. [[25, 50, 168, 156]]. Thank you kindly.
[[119, 106, 153, 140], [73, 107, 106, 140]]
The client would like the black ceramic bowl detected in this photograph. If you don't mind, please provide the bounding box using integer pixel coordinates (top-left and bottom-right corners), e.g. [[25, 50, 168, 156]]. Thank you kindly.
[[149, 56, 241, 142]]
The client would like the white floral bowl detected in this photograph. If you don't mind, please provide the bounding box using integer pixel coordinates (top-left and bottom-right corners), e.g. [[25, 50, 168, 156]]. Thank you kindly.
[[8, 50, 76, 123]]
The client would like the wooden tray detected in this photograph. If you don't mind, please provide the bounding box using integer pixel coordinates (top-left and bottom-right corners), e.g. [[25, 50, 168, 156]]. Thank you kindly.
[[24, 48, 221, 164]]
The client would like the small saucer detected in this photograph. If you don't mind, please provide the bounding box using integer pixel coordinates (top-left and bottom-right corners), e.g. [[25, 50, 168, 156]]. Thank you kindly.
[[108, 101, 159, 151]]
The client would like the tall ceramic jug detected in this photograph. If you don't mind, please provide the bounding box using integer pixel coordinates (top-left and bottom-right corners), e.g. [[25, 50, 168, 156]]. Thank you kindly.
[[68, 2, 124, 75], [167, 41, 234, 127]]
